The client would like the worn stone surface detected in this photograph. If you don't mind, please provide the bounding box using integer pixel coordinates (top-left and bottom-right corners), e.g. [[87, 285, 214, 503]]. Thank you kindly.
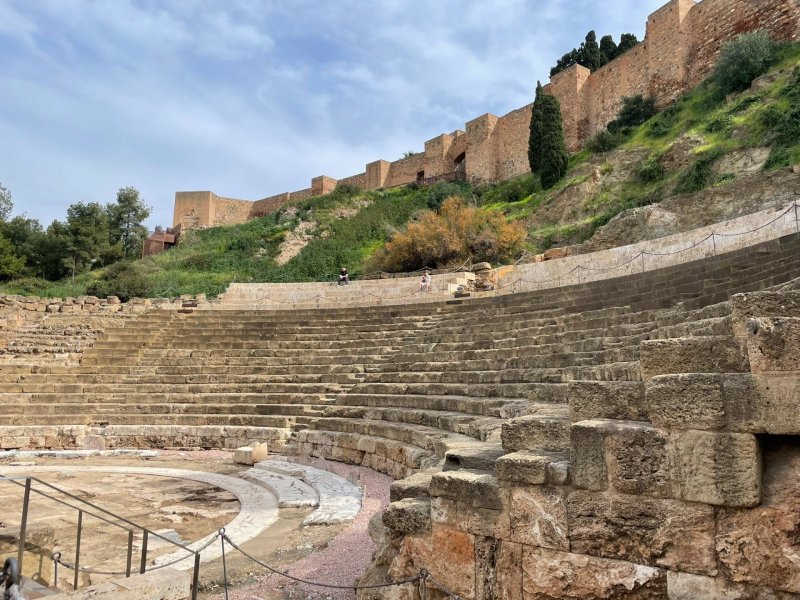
[[647, 374, 726, 431], [495, 450, 567, 485], [606, 422, 671, 498], [430, 497, 508, 539], [640, 337, 749, 380], [569, 381, 647, 422], [388, 525, 475, 600], [389, 471, 434, 501], [429, 471, 503, 510], [383, 498, 431, 535], [747, 317, 800, 372], [669, 431, 761, 507], [508, 485, 569, 550], [666, 571, 800, 600], [570, 419, 609, 490], [568, 491, 716, 574], [522, 547, 667, 599], [495, 541, 523, 600], [715, 440, 800, 594], [47, 568, 191, 600]]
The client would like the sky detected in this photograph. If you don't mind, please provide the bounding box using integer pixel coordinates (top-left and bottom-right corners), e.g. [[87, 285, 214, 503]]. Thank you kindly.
[[0, 0, 666, 232]]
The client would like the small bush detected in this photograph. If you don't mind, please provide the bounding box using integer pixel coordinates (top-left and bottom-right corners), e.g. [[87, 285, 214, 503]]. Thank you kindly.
[[369, 197, 525, 272], [705, 114, 735, 134], [86, 262, 151, 301], [714, 30, 776, 94], [4, 277, 50, 295], [333, 183, 362, 196], [764, 146, 792, 171], [480, 175, 540, 206], [423, 181, 472, 211], [638, 155, 665, 183], [674, 149, 724, 194], [585, 129, 628, 153], [608, 95, 657, 132], [727, 94, 761, 114]]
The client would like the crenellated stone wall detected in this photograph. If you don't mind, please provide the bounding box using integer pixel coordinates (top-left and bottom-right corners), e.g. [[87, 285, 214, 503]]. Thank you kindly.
[[172, 0, 800, 232]]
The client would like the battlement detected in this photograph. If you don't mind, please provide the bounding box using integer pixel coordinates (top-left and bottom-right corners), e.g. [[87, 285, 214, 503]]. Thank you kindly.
[[173, 0, 800, 231]]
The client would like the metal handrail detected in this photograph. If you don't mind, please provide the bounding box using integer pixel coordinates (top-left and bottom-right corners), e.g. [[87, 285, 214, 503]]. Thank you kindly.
[[0, 475, 201, 599]]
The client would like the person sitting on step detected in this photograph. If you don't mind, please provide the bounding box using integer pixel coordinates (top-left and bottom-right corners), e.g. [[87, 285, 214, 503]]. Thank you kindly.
[[339, 267, 349, 285], [419, 271, 431, 292]]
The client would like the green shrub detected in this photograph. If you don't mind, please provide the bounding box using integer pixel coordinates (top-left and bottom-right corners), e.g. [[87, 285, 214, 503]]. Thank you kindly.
[[638, 155, 665, 183], [705, 114, 735, 134], [585, 129, 628, 153], [86, 262, 151, 301], [608, 95, 657, 132], [423, 181, 472, 210], [646, 104, 681, 138], [4, 277, 50, 295], [714, 30, 776, 94], [674, 149, 724, 194], [480, 175, 540, 206], [727, 94, 761, 114], [764, 146, 792, 171]]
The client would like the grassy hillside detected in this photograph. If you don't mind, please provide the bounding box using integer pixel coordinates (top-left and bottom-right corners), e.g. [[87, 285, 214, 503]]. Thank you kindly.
[[5, 44, 798, 300]]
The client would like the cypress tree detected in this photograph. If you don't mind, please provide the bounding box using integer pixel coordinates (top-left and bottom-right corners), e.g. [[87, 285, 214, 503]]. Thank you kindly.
[[538, 93, 569, 189], [599, 35, 617, 65], [528, 81, 545, 174], [580, 31, 605, 71]]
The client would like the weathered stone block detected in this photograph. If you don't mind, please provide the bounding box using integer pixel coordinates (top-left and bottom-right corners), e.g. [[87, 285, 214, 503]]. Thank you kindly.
[[568, 491, 716, 574], [746, 317, 800, 372], [669, 431, 761, 507], [606, 422, 671, 498], [495, 450, 567, 486], [522, 547, 666, 599], [666, 571, 800, 600], [640, 337, 748, 380], [233, 446, 255, 465], [430, 471, 503, 510], [508, 485, 569, 550], [647, 374, 726, 431], [569, 381, 647, 422], [430, 497, 508, 538], [383, 498, 431, 535], [570, 420, 609, 490], [388, 526, 475, 600]]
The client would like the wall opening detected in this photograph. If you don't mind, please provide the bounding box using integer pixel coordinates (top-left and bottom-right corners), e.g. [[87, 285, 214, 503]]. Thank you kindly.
[[416, 171, 425, 183]]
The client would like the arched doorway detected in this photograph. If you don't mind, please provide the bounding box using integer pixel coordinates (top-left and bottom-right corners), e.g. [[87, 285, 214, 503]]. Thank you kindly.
[[454, 152, 466, 180]]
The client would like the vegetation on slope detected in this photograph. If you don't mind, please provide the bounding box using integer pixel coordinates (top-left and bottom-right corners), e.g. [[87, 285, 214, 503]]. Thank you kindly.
[[2, 37, 798, 299]]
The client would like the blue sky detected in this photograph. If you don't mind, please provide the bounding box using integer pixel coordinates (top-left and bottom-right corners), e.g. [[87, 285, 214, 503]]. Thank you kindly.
[[0, 0, 666, 231]]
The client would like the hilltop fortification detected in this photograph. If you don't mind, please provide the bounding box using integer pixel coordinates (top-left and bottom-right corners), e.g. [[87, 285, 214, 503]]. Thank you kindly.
[[173, 0, 799, 231]]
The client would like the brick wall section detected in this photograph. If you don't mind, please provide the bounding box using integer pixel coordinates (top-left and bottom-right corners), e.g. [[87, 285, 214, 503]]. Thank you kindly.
[[338, 172, 368, 189], [173, 0, 800, 229]]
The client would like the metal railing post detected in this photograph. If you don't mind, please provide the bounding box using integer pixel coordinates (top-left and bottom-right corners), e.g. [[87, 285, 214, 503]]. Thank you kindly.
[[17, 478, 31, 572], [191, 552, 201, 600], [219, 529, 228, 600], [126, 530, 134, 577], [73, 510, 83, 590], [139, 530, 149, 574]]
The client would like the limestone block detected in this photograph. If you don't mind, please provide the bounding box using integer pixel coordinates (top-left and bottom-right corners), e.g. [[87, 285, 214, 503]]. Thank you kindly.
[[495, 450, 566, 486], [647, 373, 726, 431], [81, 434, 106, 451], [508, 485, 569, 550], [389, 471, 434, 501], [501, 414, 569, 452], [569, 381, 647, 422], [746, 317, 800, 372], [570, 420, 609, 490], [383, 498, 431, 535], [715, 440, 800, 593], [666, 571, 800, 600], [388, 526, 475, 600], [605, 422, 670, 498], [233, 446, 255, 465], [522, 547, 666, 599], [431, 497, 508, 538], [640, 337, 748, 380], [669, 431, 761, 507], [47, 568, 191, 599], [429, 471, 503, 510], [568, 491, 716, 574], [730, 290, 800, 349], [495, 541, 523, 600], [251, 442, 269, 462]]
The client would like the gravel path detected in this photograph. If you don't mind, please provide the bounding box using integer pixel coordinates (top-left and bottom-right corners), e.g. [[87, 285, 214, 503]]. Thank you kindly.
[[221, 458, 392, 600]]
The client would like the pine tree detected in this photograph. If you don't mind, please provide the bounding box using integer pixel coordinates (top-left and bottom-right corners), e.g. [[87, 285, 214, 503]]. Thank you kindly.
[[528, 81, 545, 174], [538, 93, 569, 189], [599, 35, 618, 65], [617, 33, 639, 55], [107, 186, 151, 259], [580, 31, 605, 71]]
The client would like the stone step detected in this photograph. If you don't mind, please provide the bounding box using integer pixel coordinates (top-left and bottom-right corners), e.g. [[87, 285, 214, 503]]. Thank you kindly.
[[494, 450, 570, 485], [501, 413, 571, 453], [240, 468, 318, 508], [640, 335, 749, 379], [0, 403, 327, 417], [254, 459, 362, 525], [3, 392, 331, 405], [0, 413, 302, 428], [335, 393, 518, 416]]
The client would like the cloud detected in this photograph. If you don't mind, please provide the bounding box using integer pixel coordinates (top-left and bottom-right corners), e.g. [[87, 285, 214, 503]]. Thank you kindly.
[[0, 0, 665, 231]]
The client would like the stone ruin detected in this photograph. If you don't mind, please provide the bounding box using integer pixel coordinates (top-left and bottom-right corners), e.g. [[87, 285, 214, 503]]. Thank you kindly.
[[0, 221, 799, 598]]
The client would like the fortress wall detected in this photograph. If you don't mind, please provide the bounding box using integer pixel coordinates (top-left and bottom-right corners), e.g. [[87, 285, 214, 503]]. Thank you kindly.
[[250, 193, 289, 218], [213, 196, 254, 226], [385, 153, 425, 187], [493, 104, 534, 181], [686, 0, 800, 85], [338, 172, 368, 189], [173, 0, 800, 229]]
